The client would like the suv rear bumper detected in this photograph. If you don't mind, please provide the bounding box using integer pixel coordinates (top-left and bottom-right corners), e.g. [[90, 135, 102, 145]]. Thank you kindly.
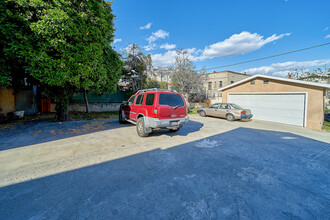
[[144, 116, 189, 129]]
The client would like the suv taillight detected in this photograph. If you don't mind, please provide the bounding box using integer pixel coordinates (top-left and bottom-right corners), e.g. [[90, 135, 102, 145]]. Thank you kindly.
[[151, 109, 157, 118]]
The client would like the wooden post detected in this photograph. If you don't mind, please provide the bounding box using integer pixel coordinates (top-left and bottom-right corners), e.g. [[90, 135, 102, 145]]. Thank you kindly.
[[84, 91, 90, 113]]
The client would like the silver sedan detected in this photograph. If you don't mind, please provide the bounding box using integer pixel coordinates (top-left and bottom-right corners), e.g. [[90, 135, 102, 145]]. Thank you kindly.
[[197, 103, 253, 121]]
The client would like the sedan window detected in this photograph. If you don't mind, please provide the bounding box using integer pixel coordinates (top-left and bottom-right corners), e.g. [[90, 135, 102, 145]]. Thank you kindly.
[[210, 104, 220, 108], [220, 104, 229, 109], [230, 103, 243, 109]]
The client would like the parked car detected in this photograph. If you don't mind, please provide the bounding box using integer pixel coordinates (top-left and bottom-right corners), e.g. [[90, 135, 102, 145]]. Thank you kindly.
[[197, 103, 253, 121], [119, 89, 189, 137]]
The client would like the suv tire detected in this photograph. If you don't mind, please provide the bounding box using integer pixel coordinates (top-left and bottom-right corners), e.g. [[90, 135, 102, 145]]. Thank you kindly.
[[226, 113, 235, 121], [169, 127, 180, 132], [199, 110, 206, 117], [137, 117, 149, 137], [118, 109, 126, 124]]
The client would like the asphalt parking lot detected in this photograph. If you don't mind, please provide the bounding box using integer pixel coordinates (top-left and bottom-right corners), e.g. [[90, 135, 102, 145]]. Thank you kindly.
[[0, 115, 329, 219]]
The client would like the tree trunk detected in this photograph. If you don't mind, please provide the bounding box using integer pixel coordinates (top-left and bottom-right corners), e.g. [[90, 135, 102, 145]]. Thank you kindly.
[[54, 99, 69, 122], [53, 89, 69, 122], [183, 93, 190, 112], [84, 90, 90, 113]]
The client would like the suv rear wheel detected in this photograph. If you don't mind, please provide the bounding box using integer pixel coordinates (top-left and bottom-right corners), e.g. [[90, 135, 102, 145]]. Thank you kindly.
[[169, 127, 180, 132], [137, 117, 149, 137]]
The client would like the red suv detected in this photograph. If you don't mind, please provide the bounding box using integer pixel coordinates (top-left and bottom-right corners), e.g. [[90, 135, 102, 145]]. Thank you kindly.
[[119, 89, 189, 137]]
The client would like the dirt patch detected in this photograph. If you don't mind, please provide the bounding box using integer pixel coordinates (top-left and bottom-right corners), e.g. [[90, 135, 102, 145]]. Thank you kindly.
[[69, 121, 107, 134]]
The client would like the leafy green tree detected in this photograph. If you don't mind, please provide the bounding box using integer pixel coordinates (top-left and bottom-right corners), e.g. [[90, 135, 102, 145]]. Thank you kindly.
[[121, 44, 151, 92], [0, 0, 122, 120], [143, 79, 168, 89]]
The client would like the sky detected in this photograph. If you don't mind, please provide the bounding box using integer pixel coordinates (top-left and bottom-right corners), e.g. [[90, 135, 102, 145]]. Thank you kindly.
[[111, 0, 330, 77]]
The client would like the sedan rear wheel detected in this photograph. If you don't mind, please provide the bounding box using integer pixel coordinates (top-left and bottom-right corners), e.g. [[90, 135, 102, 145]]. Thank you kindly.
[[199, 110, 206, 117], [226, 113, 235, 121]]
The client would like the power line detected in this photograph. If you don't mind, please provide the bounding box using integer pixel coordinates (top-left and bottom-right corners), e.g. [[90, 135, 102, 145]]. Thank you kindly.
[[197, 42, 330, 72]]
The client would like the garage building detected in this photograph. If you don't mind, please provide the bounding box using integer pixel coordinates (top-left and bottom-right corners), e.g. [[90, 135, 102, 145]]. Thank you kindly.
[[218, 74, 330, 130]]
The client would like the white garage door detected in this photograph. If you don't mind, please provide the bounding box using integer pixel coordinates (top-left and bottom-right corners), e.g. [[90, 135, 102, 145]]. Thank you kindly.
[[228, 93, 306, 127]]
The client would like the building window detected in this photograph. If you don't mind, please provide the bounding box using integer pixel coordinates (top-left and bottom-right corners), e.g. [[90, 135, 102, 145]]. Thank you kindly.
[[219, 81, 222, 87], [231, 81, 234, 84], [263, 80, 269, 84], [250, 80, 255, 85], [208, 82, 212, 90], [214, 81, 216, 88]]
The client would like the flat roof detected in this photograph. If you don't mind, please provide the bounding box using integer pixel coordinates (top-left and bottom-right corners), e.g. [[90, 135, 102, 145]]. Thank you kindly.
[[218, 74, 330, 91], [202, 70, 249, 76]]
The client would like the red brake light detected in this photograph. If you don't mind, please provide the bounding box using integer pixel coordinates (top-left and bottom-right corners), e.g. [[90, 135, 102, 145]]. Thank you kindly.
[[241, 110, 246, 114]]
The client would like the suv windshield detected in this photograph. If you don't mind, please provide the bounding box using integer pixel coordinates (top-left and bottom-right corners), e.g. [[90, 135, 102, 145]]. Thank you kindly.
[[159, 93, 184, 107]]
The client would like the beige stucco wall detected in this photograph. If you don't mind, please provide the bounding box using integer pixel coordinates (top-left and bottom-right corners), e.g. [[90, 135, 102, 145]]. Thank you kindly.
[[222, 78, 325, 131], [0, 88, 15, 116]]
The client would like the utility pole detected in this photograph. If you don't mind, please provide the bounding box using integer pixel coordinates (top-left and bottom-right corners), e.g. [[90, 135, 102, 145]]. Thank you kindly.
[[161, 72, 163, 89]]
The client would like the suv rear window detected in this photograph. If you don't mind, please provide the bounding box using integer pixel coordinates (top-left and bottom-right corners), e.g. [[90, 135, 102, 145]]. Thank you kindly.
[[159, 93, 184, 107], [145, 94, 155, 106]]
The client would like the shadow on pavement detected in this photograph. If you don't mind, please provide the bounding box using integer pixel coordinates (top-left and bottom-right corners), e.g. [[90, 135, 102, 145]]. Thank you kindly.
[[0, 119, 203, 151], [1, 127, 329, 219], [149, 120, 204, 137]]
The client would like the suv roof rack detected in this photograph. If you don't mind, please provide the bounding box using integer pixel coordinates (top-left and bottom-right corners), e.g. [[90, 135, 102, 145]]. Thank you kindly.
[[135, 88, 176, 94]]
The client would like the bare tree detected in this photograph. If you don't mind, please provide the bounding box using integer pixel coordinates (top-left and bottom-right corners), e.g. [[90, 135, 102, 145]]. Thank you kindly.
[[171, 49, 207, 106], [289, 65, 330, 83]]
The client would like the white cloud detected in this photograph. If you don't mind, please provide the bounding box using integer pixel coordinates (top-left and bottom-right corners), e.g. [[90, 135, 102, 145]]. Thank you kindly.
[[113, 38, 122, 43], [150, 31, 292, 67], [151, 50, 177, 67], [143, 43, 157, 51], [151, 48, 201, 67], [160, 43, 176, 50], [243, 59, 330, 77], [147, 29, 169, 43], [198, 31, 291, 60], [154, 30, 169, 38], [323, 27, 329, 31], [325, 34, 330, 39], [140, 22, 152, 30]]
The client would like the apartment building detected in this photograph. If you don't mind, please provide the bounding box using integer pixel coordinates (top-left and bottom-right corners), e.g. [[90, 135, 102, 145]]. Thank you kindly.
[[203, 71, 250, 102]]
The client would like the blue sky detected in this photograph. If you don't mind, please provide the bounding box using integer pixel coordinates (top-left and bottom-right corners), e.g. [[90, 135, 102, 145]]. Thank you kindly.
[[111, 0, 330, 76]]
